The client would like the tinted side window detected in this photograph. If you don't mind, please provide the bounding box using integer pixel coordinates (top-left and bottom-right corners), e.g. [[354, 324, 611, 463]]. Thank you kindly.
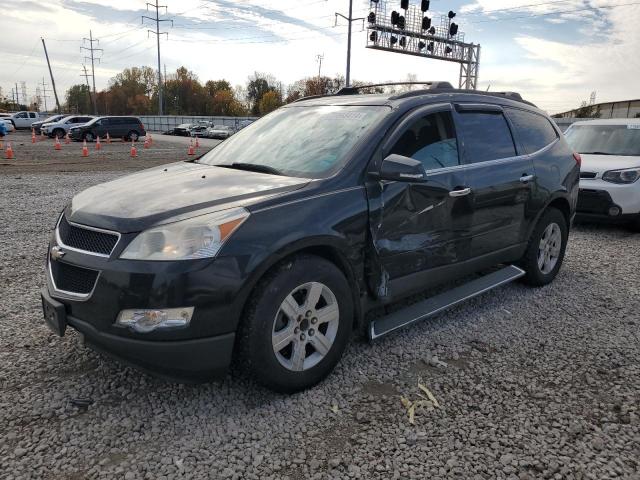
[[458, 112, 516, 163], [506, 108, 558, 154], [389, 111, 459, 170]]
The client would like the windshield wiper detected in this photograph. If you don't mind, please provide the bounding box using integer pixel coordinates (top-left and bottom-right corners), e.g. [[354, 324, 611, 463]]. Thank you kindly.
[[218, 163, 283, 176], [582, 151, 614, 155]]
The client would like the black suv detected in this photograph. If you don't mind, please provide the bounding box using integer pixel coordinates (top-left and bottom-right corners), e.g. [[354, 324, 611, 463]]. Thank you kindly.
[[69, 116, 146, 142], [41, 83, 579, 392]]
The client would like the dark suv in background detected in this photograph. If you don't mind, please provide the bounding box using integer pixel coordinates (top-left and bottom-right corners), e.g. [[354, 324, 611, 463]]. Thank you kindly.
[[41, 82, 579, 392], [69, 116, 146, 142]]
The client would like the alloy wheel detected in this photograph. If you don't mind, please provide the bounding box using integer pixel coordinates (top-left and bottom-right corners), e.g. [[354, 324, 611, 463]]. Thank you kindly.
[[271, 282, 339, 372], [537, 222, 562, 274]]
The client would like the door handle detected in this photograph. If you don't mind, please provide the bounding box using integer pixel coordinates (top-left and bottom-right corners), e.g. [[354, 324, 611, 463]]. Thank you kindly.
[[520, 174, 535, 183], [449, 187, 471, 197]]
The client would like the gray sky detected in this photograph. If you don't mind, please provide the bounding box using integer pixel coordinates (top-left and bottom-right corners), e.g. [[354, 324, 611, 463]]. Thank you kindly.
[[1, 0, 639, 113]]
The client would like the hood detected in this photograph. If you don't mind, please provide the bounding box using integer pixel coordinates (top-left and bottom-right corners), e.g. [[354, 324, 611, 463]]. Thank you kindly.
[[68, 162, 310, 232], [580, 154, 640, 175]]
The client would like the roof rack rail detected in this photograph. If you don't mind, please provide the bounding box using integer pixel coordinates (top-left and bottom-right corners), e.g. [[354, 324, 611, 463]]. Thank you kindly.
[[388, 88, 536, 107], [336, 81, 453, 96]]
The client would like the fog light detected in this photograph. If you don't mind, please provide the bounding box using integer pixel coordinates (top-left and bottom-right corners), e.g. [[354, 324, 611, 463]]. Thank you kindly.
[[116, 308, 194, 333], [608, 206, 621, 216]]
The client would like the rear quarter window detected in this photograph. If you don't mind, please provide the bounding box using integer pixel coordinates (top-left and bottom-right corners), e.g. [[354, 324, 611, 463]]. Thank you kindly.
[[457, 111, 516, 163], [506, 108, 558, 154]]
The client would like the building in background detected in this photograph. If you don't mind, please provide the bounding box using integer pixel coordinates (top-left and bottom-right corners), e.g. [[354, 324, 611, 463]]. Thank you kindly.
[[555, 99, 640, 119]]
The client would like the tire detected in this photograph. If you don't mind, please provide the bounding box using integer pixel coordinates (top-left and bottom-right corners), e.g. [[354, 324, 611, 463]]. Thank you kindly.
[[83, 132, 94, 142], [518, 208, 568, 286], [53, 128, 65, 139], [237, 255, 353, 393], [127, 130, 139, 142]]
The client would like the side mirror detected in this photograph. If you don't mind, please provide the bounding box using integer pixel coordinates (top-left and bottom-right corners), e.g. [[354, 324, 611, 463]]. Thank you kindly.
[[378, 154, 427, 182]]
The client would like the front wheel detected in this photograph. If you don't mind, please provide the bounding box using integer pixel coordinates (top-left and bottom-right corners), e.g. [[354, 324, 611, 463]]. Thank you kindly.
[[237, 255, 353, 393], [518, 208, 568, 286], [83, 132, 94, 142]]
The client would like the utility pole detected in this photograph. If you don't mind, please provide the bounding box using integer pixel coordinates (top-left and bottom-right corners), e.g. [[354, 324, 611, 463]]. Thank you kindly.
[[41, 38, 61, 113], [335, 1, 364, 87], [15, 83, 19, 107], [81, 65, 93, 114], [316, 54, 324, 78], [143, 1, 173, 115], [81, 30, 102, 114]]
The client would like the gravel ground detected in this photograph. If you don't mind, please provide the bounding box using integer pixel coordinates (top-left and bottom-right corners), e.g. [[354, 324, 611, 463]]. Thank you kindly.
[[0, 131, 218, 173], [1, 167, 639, 480]]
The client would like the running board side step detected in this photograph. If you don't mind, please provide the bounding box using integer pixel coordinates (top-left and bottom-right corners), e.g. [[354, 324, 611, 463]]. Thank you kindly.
[[369, 265, 525, 340]]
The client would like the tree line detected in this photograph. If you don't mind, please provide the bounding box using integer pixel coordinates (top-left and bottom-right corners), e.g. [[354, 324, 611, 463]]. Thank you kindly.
[[63, 66, 392, 117], [0, 67, 419, 116]]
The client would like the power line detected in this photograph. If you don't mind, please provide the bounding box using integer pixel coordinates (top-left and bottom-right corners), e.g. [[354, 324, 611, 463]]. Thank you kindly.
[[470, 0, 640, 23], [142, 1, 173, 115]]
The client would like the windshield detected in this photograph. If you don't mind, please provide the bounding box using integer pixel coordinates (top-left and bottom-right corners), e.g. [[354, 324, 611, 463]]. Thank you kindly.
[[197, 105, 390, 178], [565, 124, 640, 156]]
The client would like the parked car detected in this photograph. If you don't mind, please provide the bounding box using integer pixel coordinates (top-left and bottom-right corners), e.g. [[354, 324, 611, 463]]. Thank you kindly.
[[1, 118, 16, 133], [31, 114, 67, 134], [189, 123, 211, 137], [68, 116, 146, 142], [41, 115, 94, 138], [565, 118, 640, 231], [7, 111, 42, 129], [163, 123, 193, 136], [206, 124, 234, 139], [41, 83, 579, 392]]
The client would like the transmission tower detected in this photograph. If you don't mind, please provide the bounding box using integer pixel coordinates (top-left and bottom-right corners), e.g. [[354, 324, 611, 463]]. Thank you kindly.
[[143, 1, 173, 115], [81, 30, 102, 114], [41, 78, 51, 112]]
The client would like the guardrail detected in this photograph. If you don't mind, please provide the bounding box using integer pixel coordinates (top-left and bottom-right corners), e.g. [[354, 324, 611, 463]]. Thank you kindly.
[[138, 115, 258, 132]]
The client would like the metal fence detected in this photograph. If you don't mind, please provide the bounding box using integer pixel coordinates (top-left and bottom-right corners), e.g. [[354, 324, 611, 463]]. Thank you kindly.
[[138, 115, 258, 132]]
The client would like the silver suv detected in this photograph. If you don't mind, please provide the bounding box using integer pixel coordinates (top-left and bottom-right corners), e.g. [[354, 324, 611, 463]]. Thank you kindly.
[[41, 115, 94, 138]]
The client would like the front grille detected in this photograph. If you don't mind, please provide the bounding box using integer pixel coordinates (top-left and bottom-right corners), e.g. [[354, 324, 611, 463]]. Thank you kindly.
[[580, 172, 597, 179], [577, 189, 614, 215], [58, 215, 118, 256], [50, 261, 99, 295]]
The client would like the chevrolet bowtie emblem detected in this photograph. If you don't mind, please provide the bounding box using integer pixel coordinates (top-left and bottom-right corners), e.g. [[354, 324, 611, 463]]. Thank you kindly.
[[50, 246, 66, 261]]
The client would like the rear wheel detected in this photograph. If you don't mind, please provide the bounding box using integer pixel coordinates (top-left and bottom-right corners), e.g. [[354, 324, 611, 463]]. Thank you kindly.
[[237, 255, 353, 393], [53, 128, 65, 139], [519, 208, 568, 286], [127, 130, 139, 142]]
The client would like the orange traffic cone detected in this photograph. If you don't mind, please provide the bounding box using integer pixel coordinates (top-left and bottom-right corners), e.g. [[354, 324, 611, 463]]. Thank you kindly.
[[31, 128, 36, 143], [54, 137, 62, 151], [187, 139, 195, 156], [106, 132, 111, 144], [143, 137, 150, 149], [95, 136, 102, 150], [148, 134, 153, 146], [64, 133, 70, 144], [195, 136, 200, 148], [5, 142, 14, 159], [130, 141, 137, 158], [82, 140, 89, 157]]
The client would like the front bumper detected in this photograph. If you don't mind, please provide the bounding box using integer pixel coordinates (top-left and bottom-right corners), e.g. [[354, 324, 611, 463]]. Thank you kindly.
[[41, 288, 235, 380], [42, 229, 249, 380], [578, 178, 640, 216]]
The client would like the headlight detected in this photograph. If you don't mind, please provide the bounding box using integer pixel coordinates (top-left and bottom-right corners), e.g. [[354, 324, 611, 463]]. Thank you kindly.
[[602, 167, 640, 184], [120, 207, 249, 261]]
